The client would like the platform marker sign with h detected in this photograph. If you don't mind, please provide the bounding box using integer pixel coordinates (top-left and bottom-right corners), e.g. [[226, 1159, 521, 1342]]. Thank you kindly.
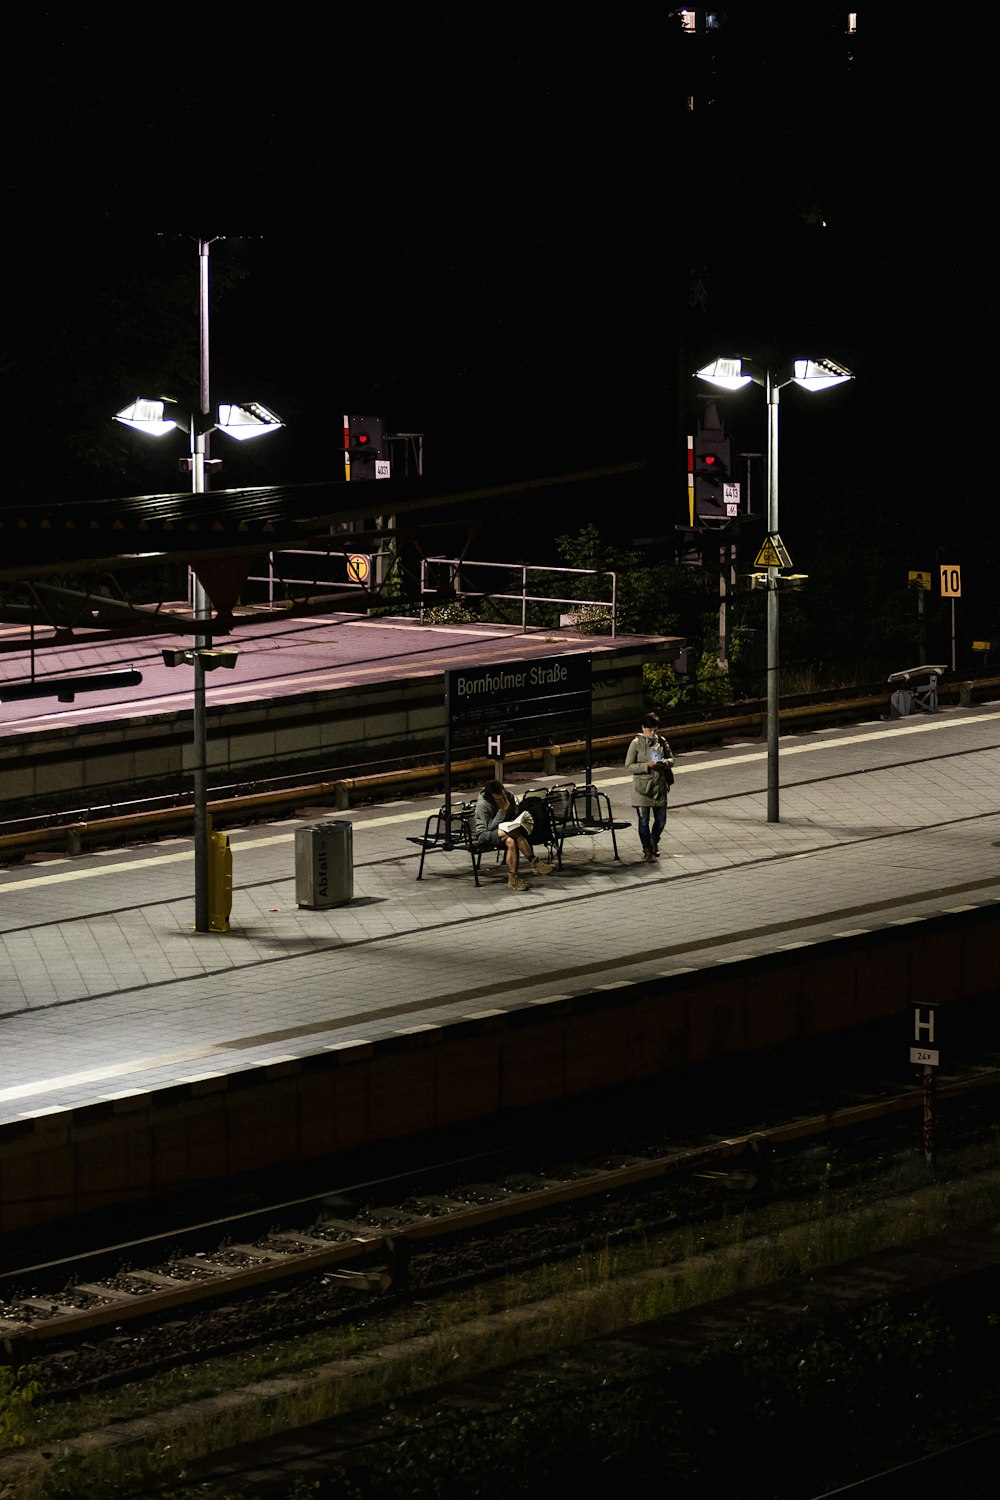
[[910, 1003, 939, 1067]]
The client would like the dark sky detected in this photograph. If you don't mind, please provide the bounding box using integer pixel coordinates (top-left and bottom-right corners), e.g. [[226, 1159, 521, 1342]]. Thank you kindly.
[[2, 9, 989, 566]]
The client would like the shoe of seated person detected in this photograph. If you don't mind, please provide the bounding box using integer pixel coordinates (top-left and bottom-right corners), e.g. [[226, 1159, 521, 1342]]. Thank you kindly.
[[530, 858, 556, 875], [507, 874, 529, 891]]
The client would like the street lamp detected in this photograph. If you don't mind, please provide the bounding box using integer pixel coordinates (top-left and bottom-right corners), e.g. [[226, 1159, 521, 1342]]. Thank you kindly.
[[115, 238, 284, 933], [696, 354, 853, 823], [115, 397, 283, 444]]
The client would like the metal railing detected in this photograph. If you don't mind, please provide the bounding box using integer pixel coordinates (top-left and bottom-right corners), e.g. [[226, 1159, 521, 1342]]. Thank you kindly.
[[246, 545, 376, 608], [419, 558, 617, 636]]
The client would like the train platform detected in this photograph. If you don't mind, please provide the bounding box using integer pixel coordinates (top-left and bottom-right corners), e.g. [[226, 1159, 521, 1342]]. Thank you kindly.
[[1, 701, 999, 1139], [0, 612, 678, 812], [0, 612, 676, 738]]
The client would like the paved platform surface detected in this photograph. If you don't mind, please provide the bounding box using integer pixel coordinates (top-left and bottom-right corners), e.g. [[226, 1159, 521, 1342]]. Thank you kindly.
[[0, 613, 672, 737], [1, 704, 999, 1128]]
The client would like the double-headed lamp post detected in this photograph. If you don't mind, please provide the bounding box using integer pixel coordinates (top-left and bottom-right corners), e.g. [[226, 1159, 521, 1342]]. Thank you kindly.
[[695, 355, 854, 824], [115, 241, 284, 932]]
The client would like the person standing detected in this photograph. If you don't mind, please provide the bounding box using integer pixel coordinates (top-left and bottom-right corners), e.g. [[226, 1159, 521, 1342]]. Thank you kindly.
[[625, 712, 673, 862]]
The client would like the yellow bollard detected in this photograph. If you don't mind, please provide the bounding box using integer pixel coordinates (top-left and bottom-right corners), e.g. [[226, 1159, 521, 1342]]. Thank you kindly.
[[207, 825, 233, 932]]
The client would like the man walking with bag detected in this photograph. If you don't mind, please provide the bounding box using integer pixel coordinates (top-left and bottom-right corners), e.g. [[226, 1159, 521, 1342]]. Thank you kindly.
[[625, 712, 674, 862]]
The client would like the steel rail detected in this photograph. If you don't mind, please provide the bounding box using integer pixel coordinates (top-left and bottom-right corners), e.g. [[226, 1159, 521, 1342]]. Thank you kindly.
[[6, 679, 997, 859], [4, 1064, 998, 1358]]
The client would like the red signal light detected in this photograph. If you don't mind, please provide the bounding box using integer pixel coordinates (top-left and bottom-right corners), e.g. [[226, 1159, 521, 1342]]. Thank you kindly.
[[357, 433, 369, 445]]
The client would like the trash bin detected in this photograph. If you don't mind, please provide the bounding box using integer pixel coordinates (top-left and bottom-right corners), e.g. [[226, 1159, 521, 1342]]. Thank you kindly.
[[295, 820, 353, 909]]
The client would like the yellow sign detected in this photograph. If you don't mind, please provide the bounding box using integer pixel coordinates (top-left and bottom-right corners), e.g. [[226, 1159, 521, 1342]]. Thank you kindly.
[[347, 553, 371, 584], [940, 564, 961, 598], [753, 534, 792, 569], [908, 570, 931, 590]]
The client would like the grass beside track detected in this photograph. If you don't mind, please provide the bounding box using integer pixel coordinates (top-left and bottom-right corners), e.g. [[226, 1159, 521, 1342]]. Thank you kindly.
[[3, 1136, 1000, 1497]]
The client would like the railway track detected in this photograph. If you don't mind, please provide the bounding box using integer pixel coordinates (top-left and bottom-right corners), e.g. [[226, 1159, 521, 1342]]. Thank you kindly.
[[4, 1058, 999, 1377], [2, 677, 996, 860]]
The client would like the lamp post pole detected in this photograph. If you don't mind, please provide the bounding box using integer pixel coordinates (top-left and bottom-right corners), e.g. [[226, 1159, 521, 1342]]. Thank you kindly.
[[766, 370, 780, 824], [114, 239, 282, 934], [192, 237, 220, 934], [695, 354, 852, 829]]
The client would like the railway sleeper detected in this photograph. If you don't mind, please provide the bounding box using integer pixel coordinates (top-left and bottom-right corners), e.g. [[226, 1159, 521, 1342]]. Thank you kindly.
[[172, 1257, 232, 1276], [407, 1195, 479, 1216], [72, 1283, 141, 1301], [18, 1298, 78, 1317], [126, 1270, 192, 1289], [266, 1231, 341, 1250], [226, 1244, 300, 1261]]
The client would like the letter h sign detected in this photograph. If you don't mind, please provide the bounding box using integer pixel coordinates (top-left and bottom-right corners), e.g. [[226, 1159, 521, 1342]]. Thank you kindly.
[[910, 1003, 940, 1067]]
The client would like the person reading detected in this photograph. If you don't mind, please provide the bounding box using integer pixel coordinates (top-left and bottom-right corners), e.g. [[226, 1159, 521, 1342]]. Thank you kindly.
[[473, 779, 555, 891]]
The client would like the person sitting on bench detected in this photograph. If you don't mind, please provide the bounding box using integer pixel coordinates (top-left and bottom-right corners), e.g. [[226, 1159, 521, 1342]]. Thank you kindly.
[[473, 779, 555, 892]]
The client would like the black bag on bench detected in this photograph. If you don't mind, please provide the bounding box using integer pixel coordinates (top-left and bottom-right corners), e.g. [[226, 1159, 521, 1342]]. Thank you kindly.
[[518, 795, 553, 849]]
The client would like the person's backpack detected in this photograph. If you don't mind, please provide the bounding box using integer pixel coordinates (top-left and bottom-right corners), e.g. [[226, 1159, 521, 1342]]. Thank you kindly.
[[519, 795, 552, 848]]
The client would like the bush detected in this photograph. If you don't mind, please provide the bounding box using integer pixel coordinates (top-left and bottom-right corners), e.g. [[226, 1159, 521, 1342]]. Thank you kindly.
[[0, 1364, 41, 1449], [423, 602, 480, 625]]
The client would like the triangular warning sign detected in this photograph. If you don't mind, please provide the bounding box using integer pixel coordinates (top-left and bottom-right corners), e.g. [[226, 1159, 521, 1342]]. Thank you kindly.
[[754, 534, 793, 569]]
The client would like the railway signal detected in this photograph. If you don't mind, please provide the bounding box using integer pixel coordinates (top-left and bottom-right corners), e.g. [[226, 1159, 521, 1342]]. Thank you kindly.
[[346, 415, 386, 481], [693, 403, 739, 523]]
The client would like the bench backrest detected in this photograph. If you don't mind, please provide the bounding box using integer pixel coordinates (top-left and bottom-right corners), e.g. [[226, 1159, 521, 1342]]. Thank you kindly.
[[571, 784, 613, 827], [429, 802, 475, 843], [545, 783, 576, 830]]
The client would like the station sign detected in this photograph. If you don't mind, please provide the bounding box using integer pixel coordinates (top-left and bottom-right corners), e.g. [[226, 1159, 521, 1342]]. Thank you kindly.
[[446, 654, 592, 744]]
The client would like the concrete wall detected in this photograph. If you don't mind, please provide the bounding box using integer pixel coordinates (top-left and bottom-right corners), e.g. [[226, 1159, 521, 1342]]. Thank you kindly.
[[1, 904, 997, 1235]]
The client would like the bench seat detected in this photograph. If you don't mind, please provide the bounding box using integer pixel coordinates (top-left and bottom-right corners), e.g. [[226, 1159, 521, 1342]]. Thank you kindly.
[[407, 801, 483, 884], [523, 782, 630, 869]]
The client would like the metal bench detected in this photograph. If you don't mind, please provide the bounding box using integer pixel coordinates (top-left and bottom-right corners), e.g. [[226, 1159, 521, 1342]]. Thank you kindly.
[[407, 801, 483, 884], [524, 782, 629, 869], [887, 664, 946, 715]]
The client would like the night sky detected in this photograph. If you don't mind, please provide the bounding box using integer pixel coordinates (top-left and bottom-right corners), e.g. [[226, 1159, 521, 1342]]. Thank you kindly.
[[2, 9, 991, 621]]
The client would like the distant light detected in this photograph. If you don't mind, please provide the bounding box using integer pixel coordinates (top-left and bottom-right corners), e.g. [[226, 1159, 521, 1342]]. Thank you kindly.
[[114, 398, 181, 436], [216, 402, 284, 441], [792, 358, 854, 392], [695, 357, 755, 390]]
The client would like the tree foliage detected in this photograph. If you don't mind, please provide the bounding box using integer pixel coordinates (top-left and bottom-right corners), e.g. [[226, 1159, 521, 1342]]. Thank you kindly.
[[555, 523, 708, 638]]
